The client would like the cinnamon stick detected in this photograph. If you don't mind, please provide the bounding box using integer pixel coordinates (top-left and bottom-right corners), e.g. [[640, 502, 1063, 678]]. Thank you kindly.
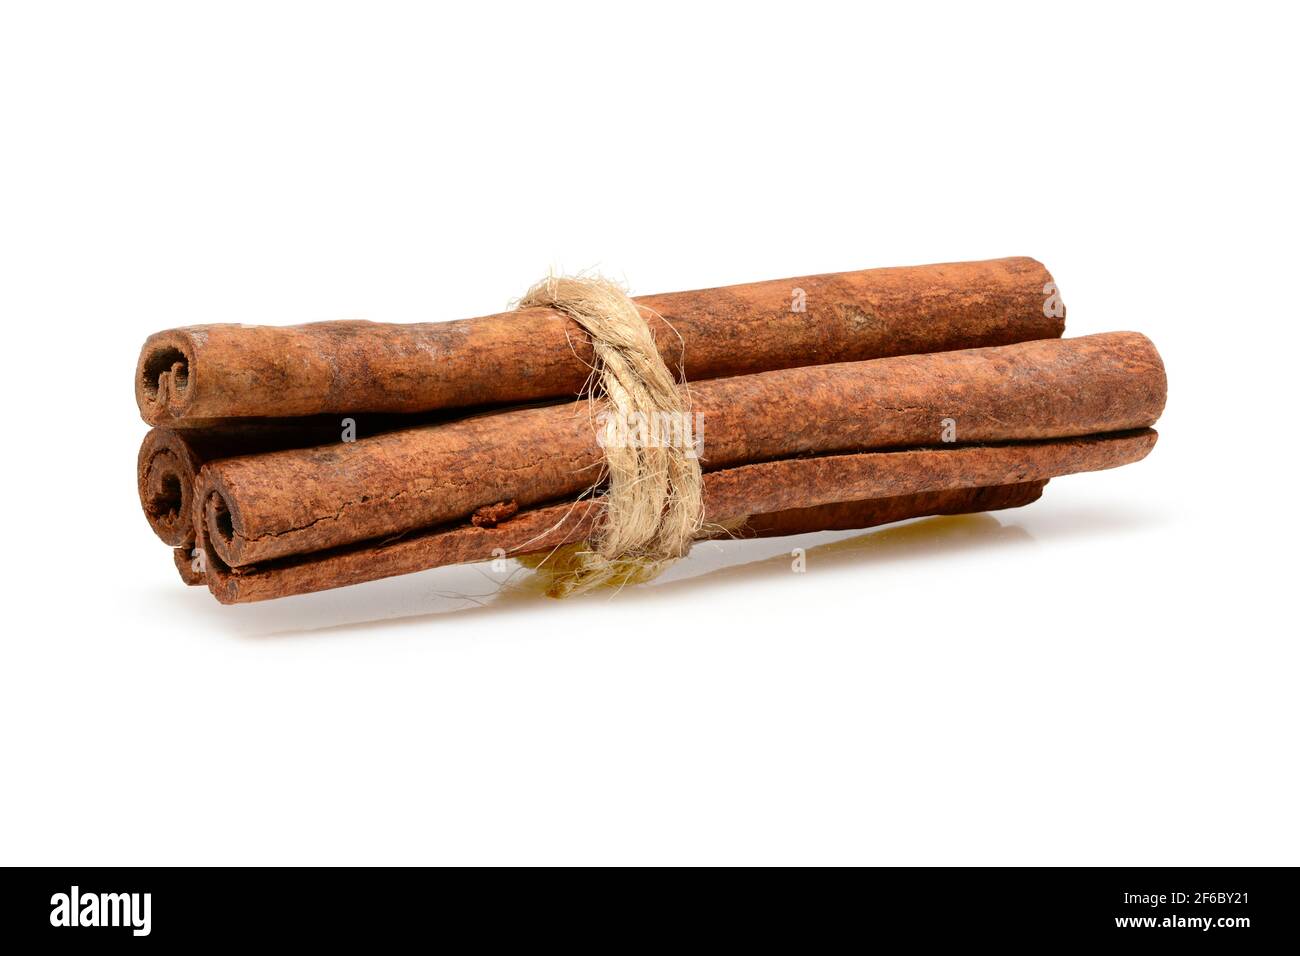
[[137, 257, 1062, 426], [137, 412, 469, 549], [174, 484, 1046, 592], [196, 432, 1153, 603], [731, 482, 1047, 539], [195, 333, 1165, 569], [138, 421, 360, 549], [138, 428, 206, 548], [173, 546, 204, 585]]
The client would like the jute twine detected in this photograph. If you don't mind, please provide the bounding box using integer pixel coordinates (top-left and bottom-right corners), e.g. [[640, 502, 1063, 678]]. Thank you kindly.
[[515, 275, 704, 597]]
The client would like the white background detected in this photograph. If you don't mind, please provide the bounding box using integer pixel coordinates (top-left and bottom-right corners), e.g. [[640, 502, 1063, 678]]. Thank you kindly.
[[1, 2, 1296, 865]]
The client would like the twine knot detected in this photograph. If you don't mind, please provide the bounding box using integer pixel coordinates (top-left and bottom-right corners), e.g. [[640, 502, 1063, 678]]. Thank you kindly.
[[516, 275, 703, 597]]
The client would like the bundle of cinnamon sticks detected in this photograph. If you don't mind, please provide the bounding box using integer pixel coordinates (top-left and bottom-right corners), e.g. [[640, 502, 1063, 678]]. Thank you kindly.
[[135, 258, 1166, 603]]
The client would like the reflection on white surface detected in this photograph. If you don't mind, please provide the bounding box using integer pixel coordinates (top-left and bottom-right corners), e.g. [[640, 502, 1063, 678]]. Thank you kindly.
[[158, 504, 1163, 638]]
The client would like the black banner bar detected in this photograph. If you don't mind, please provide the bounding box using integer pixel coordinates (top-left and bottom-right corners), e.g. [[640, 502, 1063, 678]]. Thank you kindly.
[[2, 867, 1293, 945]]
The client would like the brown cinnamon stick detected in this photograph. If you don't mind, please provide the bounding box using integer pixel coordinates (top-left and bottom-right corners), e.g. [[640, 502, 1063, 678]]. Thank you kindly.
[[137, 257, 1062, 426], [173, 546, 204, 585], [195, 333, 1165, 569], [137, 412, 471, 549], [138, 421, 360, 549], [731, 481, 1047, 539], [196, 432, 1154, 603], [202, 482, 1050, 602], [138, 428, 206, 548], [174, 484, 1045, 591]]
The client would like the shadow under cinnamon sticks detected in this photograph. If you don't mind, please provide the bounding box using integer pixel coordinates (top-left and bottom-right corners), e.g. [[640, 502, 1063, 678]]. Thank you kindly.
[[194, 430, 1156, 604]]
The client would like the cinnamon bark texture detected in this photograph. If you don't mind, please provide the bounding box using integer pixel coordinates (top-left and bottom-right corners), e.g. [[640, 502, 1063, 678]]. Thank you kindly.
[[732, 482, 1046, 539], [137, 257, 1062, 425], [137, 421, 353, 549], [194, 333, 1165, 569], [137, 414, 468, 549], [200, 483, 1049, 602], [196, 431, 1154, 603], [173, 547, 204, 586], [138, 428, 205, 548]]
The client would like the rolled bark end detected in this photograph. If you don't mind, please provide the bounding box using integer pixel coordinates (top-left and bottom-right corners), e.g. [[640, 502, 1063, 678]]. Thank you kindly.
[[143, 452, 187, 542], [137, 428, 203, 547], [136, 332, 194, 422], [203, 487, 242, 566]]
